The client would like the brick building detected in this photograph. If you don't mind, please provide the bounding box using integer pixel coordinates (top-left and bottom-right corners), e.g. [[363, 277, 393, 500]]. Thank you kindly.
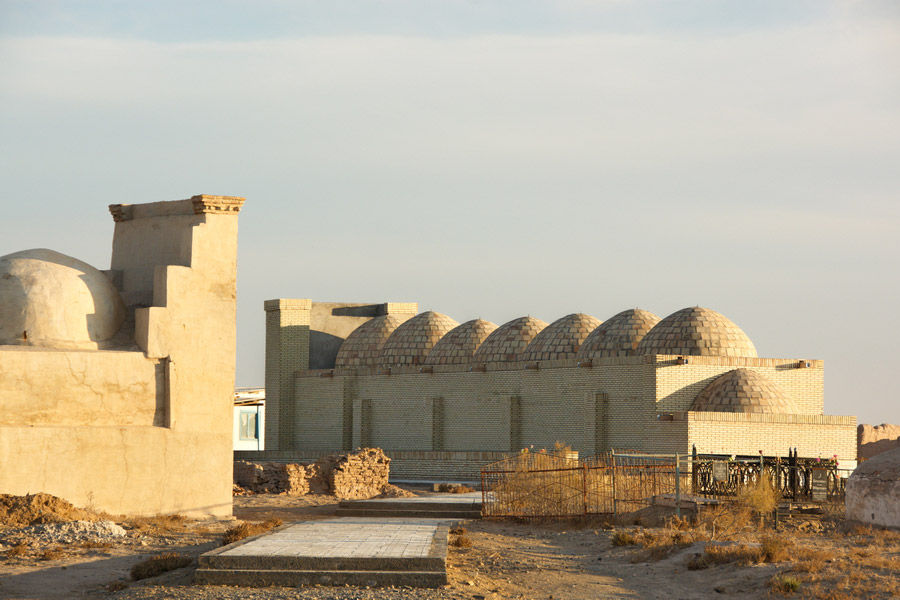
[[245, 302, 856, 480]]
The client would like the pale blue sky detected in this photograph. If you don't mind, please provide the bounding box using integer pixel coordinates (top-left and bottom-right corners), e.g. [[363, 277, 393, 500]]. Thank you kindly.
[[1, 1, 898, 425]]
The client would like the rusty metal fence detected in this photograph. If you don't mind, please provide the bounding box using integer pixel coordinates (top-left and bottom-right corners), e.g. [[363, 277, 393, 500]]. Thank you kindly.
[[481, 451, 691, 519], [481, 450, 849, 519]]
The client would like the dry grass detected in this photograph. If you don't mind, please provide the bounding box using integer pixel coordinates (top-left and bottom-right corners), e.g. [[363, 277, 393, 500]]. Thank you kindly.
[[770, 573, 802, 594], [222, 518, 283, 546], [37, 546, 64, 561], [611, 531, 636, 546], [130, 552, 193, 580], [122, 514, 190, 535], [436, 483, 476, 494], [450, 526, 467, 535], [5, 544, 28, 558], [451, 535, 473, 548]]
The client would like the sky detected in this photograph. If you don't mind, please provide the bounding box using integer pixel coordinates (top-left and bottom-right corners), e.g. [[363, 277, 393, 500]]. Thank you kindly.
[[1, 1, 898, 425]]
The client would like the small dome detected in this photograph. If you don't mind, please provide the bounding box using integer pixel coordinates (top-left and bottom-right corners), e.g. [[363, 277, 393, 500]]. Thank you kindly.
[[576, 308, 661, 360], [0, 249, 125, 349], [424, 319, 498, 365], [521, 313, 602, 362], [636, 306, 757, 358], [691, 369, 798, 414], [472, 316, 549, 364], [379, 311, 460, 367], [334, 314, 410, 368]]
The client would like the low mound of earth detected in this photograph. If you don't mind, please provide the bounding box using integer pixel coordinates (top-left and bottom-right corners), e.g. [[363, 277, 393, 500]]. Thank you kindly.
[[0, 493, 100, 529]]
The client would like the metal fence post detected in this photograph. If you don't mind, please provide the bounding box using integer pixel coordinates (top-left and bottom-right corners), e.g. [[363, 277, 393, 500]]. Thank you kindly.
[[611, 450, 617, 520], [675, 452, 681, 520]]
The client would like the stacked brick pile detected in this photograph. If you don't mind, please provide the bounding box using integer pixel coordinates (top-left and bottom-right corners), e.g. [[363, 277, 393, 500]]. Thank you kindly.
[[233, 461, 312, 495], [233, 448, 391, 499], [318, 447, 391, 500]]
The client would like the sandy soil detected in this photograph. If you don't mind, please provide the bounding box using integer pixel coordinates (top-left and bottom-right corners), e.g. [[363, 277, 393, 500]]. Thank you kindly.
[[0, 492, 897, 600]]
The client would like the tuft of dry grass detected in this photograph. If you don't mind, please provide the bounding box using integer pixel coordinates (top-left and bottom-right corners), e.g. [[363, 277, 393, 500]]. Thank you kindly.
[[770, 573, 802, 594], [37, 546, 64, 561], [686, 535, 792, 570], [436, 483, 476, 494], [222, 518, 283, 546], [611, 531, 637, 546], [123, 514, 190, 535], [130, 552, 193, 580], [5, 544, 29, 558], [451, 535, 473, 548], [450, 526, 467, 535]]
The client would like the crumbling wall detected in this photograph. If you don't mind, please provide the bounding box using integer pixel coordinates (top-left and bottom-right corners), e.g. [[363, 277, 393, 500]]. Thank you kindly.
[[858, 424, 900, 461], [234, 448, 390, 499]]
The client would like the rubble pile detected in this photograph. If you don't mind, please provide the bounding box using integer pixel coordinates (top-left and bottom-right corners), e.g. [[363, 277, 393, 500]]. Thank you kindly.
[[320, 448, 391, 500], [233, 448, 391, 499]]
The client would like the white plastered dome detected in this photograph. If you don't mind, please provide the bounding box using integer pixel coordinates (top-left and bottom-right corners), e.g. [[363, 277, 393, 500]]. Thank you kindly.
[[0, 249, 125, 349]]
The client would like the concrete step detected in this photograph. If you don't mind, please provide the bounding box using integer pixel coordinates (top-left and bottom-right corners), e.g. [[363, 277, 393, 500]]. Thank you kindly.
[[199, 551, 444, 572], [194, 568, 447, 588], [338, 499, 482, 512], [334, 507, 480, 519]]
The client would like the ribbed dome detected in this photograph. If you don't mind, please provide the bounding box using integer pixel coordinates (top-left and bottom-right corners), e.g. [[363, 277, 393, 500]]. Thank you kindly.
[[379, 311, 460, 367], [576, 308, 661, 360], [0, 249, 125, 349], [424, 319, 498, 365], [334, 314, 410, 368], [636, 307, 757, 358], [691, 369, 798, 414], [521, 313, 602, 363], [472, 316, 548, 364]]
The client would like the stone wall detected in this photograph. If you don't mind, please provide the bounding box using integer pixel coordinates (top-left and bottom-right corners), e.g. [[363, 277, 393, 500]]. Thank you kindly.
[[858, 424, 900, 461]]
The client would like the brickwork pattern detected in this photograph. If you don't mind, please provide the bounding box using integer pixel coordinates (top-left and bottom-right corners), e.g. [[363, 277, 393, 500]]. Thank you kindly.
[[379, 311, 460, 367], [683, 411, 857, 461], [334, 314, 409, 368], [636, 306, 758, 358], [520, 313, 603, 363], [424, 319, 498, 365], [691, 368, 799, 414], [473, 316, 548, 364], [576, 308, 661, 359], [264, 299, 311, 451], [653, 356, 823, 415]]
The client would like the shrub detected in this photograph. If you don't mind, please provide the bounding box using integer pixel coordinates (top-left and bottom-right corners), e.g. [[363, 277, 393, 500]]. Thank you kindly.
[[611, 531, 636, 546], [6, 544, 28, 558], [130, 552, 193, 580], [770, 574, 802, 594], [451, 535, 473, 548], [222, 518, 283, 546]]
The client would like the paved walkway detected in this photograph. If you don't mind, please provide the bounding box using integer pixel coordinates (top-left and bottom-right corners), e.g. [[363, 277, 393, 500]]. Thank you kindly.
[[217, 517, 450, 560]]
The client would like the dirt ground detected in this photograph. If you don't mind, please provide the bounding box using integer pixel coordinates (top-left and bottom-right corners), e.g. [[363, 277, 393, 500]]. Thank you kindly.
[[1, 490, 898, 600]]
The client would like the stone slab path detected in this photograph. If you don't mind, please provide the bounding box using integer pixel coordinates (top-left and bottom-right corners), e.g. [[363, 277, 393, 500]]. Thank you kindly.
[[195, 517, 456, 588]]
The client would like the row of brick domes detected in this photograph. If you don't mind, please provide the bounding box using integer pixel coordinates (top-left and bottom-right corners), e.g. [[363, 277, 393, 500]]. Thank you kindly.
[[334, 306, 757, 369]]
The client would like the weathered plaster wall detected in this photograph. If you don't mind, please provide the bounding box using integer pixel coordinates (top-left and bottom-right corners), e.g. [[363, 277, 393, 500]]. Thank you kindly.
[[0, 195, 243, 517], [0, 348, 162, 427]]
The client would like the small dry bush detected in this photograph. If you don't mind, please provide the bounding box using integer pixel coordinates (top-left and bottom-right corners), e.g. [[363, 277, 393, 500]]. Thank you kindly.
[[5, 544, 28, 558], [37, 546, 64, 561], [436, 483, 475, 494], [770, 573, 802, 594], [123, 514, 190, 535], [130, 552, 192, 580], [611, 531, 637, 546], [450, 526, 467, 535], [629, 529, 705, 562], [687, 535, 792, 570], [107, 581, 128, 592], [222, 518, 283, 546], [451, 535, 473, 548], [78, 540, 113, 550]]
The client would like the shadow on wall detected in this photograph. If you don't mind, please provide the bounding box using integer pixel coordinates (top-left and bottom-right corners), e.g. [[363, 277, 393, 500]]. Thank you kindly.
[[310, 331, 344, 370]]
